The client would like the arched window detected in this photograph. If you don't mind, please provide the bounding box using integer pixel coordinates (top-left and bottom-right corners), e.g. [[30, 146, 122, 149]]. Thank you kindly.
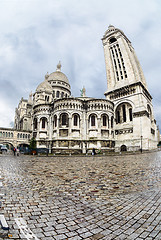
[[61, 92, 64, 98], [91, 115, 96, 126], [62, 114, 67, 125], [41, 117, 47, 129], [115, 103, 132, 124], [11, 133, 13, 138], [53, 91, 55, 98], [122, 104, 126, 122], [8, 132, 10, 138], [17, 133, 19, 138], [109, 37, 117, 44], [45, 95, 49, 102], [73, 115, 78, 126], [54, 115, 57, 128], [111, 117, 114, 128], [129, 108, 132, 121], [102, 115, 107, 126], [116, 110, 120, 124], [147, 104, 152, 120], [56, 91, 60, 98], [33, 118, 37, 130], [121, 145, 127, 152]]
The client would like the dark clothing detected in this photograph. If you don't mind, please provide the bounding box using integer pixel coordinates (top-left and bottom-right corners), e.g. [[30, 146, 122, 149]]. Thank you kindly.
[[13, 148, 16, 156], [92, 148, 96, 155]]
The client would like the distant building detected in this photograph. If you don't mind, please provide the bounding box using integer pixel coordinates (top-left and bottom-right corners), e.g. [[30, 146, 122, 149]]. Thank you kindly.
[[14, 25, 158, 153]]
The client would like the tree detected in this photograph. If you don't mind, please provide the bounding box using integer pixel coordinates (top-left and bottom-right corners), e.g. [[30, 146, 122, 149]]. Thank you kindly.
[[29, 137, 36, 149]]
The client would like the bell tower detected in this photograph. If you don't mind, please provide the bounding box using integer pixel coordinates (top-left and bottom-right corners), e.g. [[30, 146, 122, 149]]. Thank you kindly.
[[102, 25, 158, 151], [102, 25, 147, 93]]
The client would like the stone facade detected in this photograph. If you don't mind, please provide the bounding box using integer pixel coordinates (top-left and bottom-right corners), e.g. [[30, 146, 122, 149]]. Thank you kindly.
[[14, 26, 158, 153], [102, 25, 157, 151], [0, 127, 31, 147]]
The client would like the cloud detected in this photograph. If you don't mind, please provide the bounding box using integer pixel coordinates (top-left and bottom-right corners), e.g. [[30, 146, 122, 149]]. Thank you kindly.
[[0, 97, 15, 128], [0, 0, 161, 128]]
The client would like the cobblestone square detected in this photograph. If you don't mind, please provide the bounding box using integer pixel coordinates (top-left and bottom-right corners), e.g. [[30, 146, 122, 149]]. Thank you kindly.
[[0, 151, 160, 239]]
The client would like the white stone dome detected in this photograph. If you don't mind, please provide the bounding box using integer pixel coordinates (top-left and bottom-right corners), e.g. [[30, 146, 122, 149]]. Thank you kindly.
[[47, 62, 69, 84], [36, 78, 53, 93], [48, 71, 69, 84]]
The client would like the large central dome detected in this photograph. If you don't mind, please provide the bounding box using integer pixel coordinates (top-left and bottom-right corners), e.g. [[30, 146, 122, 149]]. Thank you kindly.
[[47, 62, 69, 84], [48, 71, 69, 84], [47, 62, 71, 99]]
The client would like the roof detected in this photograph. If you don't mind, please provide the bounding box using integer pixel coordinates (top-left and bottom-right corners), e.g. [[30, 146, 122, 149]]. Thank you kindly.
[[36, 79, 53, 93], [47, 62, 69, 84]]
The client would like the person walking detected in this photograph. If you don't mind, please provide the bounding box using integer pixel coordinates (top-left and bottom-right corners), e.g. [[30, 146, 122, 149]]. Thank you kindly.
[[16, 148, 20, 156], [92, 148, 96, 155], [13, 147, 16, 156]]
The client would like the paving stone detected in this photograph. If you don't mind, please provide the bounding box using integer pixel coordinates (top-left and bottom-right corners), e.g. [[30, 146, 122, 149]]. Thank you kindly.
[[0, 153, 160, 240]]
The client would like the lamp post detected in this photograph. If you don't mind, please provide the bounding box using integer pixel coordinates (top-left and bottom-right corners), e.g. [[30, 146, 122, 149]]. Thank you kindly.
[[141, 135, 143, 153]]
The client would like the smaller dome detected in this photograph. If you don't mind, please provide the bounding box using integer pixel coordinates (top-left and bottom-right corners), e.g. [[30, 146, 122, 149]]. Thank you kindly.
[[36, 77, 53, 93], [108, 25, 115, 30]]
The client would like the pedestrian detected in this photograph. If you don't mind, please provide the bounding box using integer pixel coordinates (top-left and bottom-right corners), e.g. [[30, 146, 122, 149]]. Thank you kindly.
[[92, 148, 96, 155], [13, 147, 16, 156], [16, 148, 20, 156]]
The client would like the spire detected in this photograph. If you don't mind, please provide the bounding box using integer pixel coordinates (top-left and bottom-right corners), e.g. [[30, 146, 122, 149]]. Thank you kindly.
[[45, 72, 49, 80], [28, 92, 33, 104], [56, 61, 61, 72]]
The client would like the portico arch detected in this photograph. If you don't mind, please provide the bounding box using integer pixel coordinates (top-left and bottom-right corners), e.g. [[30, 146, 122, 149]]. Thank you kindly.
[[120, 145, 127, 152]]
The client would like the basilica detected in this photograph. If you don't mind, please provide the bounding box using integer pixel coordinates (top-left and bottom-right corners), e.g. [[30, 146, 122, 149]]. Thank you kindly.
[[14, 25, 158, 153]]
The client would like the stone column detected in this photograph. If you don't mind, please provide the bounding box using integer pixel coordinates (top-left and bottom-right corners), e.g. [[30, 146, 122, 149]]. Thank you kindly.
[[97, 117, 101, 138], [48, 116, 52, 153], [48, 116, 52, 140], [68, 116, 72, 136], [57, 117, 59, 138], [37, 119, 40, 140]]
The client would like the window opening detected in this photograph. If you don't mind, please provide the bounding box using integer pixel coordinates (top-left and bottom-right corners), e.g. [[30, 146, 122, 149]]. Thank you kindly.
[[111, 117, 114, 128], [103, 115, 107, 126], [54, 116, 57, 127], [122, 105, 126, 122], [42, 118, 46, 129], [129, 108, 133, 121], [56, 91, 60, 98], [62, 114, 67, 125], [91, 115, 96, 126], [74, 115, 78, 126], [116, 111, 120, 124]]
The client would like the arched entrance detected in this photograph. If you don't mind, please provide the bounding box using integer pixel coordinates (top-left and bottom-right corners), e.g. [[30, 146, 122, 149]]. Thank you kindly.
[[120, 145, 127, 152], [18, 143, 30, 154], [0, 142, 14, 150]]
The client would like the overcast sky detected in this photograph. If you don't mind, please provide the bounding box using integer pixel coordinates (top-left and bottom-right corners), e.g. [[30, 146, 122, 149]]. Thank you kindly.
[[0, 0, 161, 129]]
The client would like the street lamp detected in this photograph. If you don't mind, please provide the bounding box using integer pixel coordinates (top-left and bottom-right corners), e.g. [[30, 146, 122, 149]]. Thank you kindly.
[[140, 135, 143, 153]]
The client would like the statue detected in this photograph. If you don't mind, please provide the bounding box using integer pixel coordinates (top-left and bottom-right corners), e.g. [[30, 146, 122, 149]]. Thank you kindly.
[[80, 86, 86, 97]]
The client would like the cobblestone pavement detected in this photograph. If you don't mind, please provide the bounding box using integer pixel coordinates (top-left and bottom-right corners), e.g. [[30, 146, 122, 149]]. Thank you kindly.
[[0, 151, 160, 239]]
